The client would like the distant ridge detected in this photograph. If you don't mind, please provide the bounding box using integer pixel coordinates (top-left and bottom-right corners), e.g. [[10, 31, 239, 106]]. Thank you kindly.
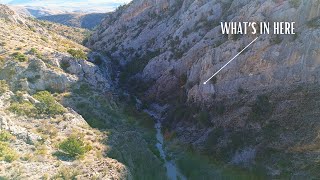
[[38, 13, 108, 30]]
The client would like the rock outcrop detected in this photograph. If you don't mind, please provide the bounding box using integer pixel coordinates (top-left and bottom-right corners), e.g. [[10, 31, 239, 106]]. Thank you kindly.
[[0, 4, 25, 24]]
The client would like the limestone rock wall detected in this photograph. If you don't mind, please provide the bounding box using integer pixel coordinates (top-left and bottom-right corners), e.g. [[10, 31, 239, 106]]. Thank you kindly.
[[89, 0, 320, 104]]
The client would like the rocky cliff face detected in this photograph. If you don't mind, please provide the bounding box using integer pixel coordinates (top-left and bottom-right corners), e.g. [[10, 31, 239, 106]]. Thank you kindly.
[[89, 0, 320, 103], [88, 0, 320, 178]]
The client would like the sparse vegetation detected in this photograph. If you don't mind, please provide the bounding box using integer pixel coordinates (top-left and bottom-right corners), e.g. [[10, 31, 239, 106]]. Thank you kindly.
[[37, 124, 58, 139], [0, 142, 18, 162], [52, 167, 79, 180], [33, 91, 66, 116], [29, 48, 43, 59], [0, 80, 9, 95], [11, 52, 28, 62], [8, 101, 36, 116], [0, 131, 18, 162], [0, 131, 13, 142], [67, 49, 87, 60]]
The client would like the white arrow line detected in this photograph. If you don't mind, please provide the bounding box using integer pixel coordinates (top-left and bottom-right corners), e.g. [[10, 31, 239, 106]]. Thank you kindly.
[[203, 37, 259, 85]]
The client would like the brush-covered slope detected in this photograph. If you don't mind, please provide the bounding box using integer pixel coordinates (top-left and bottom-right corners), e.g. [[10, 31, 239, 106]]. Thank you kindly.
[[0, 4, 166, 179]]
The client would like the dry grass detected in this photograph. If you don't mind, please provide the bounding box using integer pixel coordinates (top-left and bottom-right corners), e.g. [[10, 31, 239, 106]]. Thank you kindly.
[[0, 17, 88, 62]]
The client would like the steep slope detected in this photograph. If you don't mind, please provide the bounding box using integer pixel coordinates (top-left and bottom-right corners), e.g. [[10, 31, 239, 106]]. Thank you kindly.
[[88, 0, 320, 178], [0, 4, 166, 179], [38, 13, 108, 30]]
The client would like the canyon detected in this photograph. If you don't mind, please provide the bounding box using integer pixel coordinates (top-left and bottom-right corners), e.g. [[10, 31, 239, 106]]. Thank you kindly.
[[88, 0, 320, 179], [1, 0, 320, 179]]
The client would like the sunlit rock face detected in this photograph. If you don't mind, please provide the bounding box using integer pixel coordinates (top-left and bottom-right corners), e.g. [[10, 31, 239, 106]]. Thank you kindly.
[[89, 0, 320, 103]]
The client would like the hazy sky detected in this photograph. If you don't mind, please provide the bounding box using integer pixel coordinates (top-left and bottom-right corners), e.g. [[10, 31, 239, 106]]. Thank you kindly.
[[0, 0, 132, 12]]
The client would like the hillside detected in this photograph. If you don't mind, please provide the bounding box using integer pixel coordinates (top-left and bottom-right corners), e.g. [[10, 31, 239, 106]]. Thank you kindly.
[[7, 0, 131, 13], [38, 13, 108, 30], [9, 5, 67, 17], [0, 4, 167, 179], [87, 0, 320, 178]]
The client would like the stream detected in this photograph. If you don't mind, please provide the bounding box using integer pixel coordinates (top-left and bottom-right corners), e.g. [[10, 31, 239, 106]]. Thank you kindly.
[[96, 53, 186, 179], [143, 104, 186, 180]]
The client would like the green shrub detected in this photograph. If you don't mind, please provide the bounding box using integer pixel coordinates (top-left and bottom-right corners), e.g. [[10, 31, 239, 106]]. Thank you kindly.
[[0, 142, 18, 162], [11, 52, 28, 62], [60, 60, 70, 71], [0, 80, 9, 95], [270, 35, 282, 45], [250, 94, 273, 121], [307, 17, 320, 28], [124, 105, 155, 129], [10, 91, 25, 102], [72, 83, 91, 95], [210, 76, 217, 84], [203, 127, 224, 154], [197, 111, 210, 125], [238, 87, 245, 94], [120, 49, 161, 84], [29, 27, 36, 32], [0, 131, 13, 142], [8, 101, 36, 116], [213, 102, 225, 115], [33, 91, 66, 116], [29, 48, 43, 59], [93, 55, 102, 65], [58, 135, 92, 158], [67, 49, 87, 60], [40, 37, 49, 43], [29, 48, 37, 55], [85, 117, 106, 129]]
